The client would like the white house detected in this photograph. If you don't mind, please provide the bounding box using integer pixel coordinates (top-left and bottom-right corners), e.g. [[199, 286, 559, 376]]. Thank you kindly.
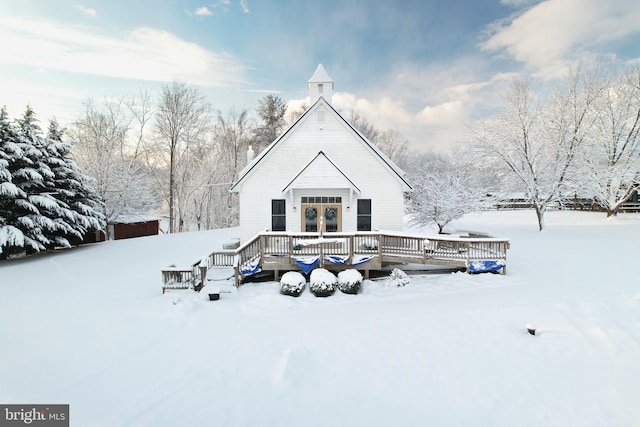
[[230, 64, 412, 243]]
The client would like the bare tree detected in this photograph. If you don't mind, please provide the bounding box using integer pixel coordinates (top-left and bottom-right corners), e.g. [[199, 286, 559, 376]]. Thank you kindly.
[[286, 102, 308, 125], [348, 110, 380, 143], [214, 108, 251, 183], [472, 69, 606, 231], [377, 129, 409, 167], [69, 95, 156, 237], [209, 108, 251, 227], [348, 110, 409, 166], [580, 64, 640, 216], [151, 81, 211, 233]]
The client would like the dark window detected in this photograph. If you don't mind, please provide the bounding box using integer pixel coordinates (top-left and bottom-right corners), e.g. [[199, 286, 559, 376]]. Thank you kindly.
[[357, 199, 372, 231], [301, 196, 342, 204], [272, 199, 286, 231]]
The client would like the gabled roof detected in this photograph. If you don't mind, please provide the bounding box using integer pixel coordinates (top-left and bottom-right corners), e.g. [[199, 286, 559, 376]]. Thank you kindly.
[[230, 96, 412, 193], [307, 63, 333, 83], [282, 151, 361, 194]]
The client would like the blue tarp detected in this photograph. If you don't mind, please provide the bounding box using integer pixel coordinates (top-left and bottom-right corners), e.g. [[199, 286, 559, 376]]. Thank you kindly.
[[352, 255, 374, 266], [240, 259, 262, 276], [468, 260, 506, 273], [294, 256, 320, 274], [294, 255, 375, 273], [324, 255, 350, 265]]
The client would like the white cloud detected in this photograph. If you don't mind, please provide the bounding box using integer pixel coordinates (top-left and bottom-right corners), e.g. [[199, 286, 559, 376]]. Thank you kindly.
[[75, 5, 97, 17], [0, 16, 247, 88], [239, 0, 250, 13], [319, 67, 519, 152], [195, 6, 213, 16], [482, 0, 640, 78], [418, 101, 466, 127], [333, 92, 411, 128]]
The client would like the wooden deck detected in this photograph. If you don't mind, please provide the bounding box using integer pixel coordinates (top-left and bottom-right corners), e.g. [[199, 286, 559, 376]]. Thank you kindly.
[[161, 231, 510, 293]]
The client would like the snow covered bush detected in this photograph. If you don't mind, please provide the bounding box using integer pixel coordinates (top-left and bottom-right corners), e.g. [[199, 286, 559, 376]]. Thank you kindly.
[[337, 269, 363, 294], [309, 268, 337, 297], [387, 268, 410, 287], [280, 271, 306, 297]]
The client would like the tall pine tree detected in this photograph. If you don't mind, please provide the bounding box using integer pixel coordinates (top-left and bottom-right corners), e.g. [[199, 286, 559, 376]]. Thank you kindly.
[[6, 106, 62, 254], [46, 119, 105, 245], [0, 107, 26, 257]]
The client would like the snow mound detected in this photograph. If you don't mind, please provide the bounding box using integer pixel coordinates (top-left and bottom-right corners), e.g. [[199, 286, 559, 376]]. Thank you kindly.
[[387, 268, 410, 287], [309, 268, 337, 297], [280, 271, 306, 297], [337, 269, 363, 294]]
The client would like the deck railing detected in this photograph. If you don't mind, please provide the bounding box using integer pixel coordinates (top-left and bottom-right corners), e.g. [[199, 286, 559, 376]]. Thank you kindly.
[[161, 231, 510, 292]]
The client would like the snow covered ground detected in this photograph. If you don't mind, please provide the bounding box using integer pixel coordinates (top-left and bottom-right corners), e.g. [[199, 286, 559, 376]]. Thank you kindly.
[[1, 210, 639, 426]]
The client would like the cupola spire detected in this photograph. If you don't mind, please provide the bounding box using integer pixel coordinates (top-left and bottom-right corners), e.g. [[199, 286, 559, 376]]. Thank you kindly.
[[307, 64, 334, 104]]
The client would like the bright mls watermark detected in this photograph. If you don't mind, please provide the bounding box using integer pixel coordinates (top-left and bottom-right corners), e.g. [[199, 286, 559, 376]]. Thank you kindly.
[[0, 405, 68, 426]]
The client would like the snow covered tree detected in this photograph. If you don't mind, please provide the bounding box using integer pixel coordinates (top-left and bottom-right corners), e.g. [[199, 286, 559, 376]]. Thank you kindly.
[[405, 151, 488, 233], [195, 107, 252, 229], [1, 106, 63, 256], [45, 119, 105, 244], [70, 97, 156, 237], [545, 64, 608, 209], [252, 94, 287, 152], [578, 65, 640, 216], [0, 107, 26, 256], [472, 70, 606, 231]]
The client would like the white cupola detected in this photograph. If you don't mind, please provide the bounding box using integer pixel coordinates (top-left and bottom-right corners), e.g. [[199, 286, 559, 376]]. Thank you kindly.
[[307, 63, 334, 105]]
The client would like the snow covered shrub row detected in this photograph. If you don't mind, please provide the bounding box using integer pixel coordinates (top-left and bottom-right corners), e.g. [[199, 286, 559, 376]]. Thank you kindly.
[[387, 268, 410, 287], [280, 271, 306, 297], [337, 269, 362, 294], [310, 268, 337, 297]]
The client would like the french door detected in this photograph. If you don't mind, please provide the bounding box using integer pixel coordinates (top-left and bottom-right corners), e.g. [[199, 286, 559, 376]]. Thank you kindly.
[[302, 204, 342, 232]]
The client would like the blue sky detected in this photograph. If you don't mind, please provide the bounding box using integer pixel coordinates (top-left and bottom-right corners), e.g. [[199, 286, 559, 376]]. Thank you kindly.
[[1, 0, 639, 150]]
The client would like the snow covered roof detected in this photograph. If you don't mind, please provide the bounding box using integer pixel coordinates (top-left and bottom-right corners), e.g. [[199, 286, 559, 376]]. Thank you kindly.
[[307, 63, 333, 83]]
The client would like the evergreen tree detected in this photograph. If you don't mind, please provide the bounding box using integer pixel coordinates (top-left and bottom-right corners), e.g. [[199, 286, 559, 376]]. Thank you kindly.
[[45, 119, 105, 245], [0, 107, 26, 257], [253, 94, 287, 152], [6, 106, 81, 255]]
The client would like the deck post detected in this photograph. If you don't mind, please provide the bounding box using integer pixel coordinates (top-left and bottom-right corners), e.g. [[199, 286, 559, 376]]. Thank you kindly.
[[199, 264, 208, 290], [288, 236, 294, 263], [466, 241, 471, 274], [259, 235, 265, 266]]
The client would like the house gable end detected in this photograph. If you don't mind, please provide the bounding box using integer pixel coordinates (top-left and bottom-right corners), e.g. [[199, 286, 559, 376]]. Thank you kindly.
[[230, 97, 412, 193], [282, 151, 361, 194]]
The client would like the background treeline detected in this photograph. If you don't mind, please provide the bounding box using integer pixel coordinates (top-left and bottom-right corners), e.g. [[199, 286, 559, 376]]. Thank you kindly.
[[3, 61, 639, 258]]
